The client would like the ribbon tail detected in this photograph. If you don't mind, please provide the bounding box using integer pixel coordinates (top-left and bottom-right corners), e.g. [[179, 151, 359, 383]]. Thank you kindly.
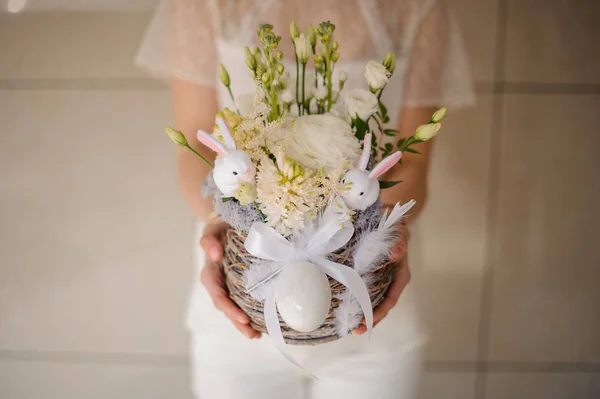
[[317, 260, 374, 339], [264, 291, 319, 379]]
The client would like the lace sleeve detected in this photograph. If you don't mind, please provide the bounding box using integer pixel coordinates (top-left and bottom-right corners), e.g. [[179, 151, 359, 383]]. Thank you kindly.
[[403, 0, 475, 109], [135, 0, 218, 87]]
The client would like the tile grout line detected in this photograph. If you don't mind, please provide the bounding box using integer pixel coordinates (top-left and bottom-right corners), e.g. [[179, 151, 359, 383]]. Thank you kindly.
[[474, 0, 509, 398], [0, 78, 599, 94], [1, 350, 599, 373]]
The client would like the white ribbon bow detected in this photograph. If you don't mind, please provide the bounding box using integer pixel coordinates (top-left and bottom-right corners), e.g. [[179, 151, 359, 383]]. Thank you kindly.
[[244, 219, 374, 377]]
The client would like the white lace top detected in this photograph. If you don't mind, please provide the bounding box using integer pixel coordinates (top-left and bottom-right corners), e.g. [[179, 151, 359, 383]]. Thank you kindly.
[[137, 0, 475, 113]]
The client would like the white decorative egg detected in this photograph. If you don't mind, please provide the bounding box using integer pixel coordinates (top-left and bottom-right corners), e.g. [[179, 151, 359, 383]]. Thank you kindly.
[[275, 261, 332, 333]]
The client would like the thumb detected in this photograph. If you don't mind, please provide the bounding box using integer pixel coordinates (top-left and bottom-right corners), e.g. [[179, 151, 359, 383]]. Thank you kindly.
[[200, 234, 224, 262]]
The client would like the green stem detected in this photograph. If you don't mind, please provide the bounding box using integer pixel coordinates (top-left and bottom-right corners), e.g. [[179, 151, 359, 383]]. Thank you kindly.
[[254, 200, 266, 221], [293, 44, 301, 116], [301, 63, 306, 115], [270, 86, 279, 121], [185, 144, 214, 168], [399, 136, 416, 152], [226, 86, 239, 114]]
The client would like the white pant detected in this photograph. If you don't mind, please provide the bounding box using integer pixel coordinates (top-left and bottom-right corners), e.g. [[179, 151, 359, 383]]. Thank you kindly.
[[190, 332, 424, 399], [189, 223, 426, 398]]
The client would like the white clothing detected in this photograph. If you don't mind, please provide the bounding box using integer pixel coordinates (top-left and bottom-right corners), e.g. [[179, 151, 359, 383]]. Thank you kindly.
[[136, 1, 474, 397]]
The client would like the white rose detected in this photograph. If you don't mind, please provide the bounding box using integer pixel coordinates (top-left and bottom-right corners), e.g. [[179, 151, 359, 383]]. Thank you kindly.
[[364, 60, 391, 90], [342, 88, 378, 121], [414, 122, 442, 141], [278, 114, 360, 171]]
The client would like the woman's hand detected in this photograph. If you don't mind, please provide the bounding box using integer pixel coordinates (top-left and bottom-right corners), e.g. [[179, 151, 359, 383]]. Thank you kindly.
[[353, 226, 411, 335], [199, 220, 261, 339]]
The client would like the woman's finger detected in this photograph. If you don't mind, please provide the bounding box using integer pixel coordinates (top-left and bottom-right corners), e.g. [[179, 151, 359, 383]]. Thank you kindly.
[[389, 226, 411, 262], [200, 234, 224, 262], [353, 255, 411, 335], [200, 261, 251, 325], [231, 319, 262, 339]]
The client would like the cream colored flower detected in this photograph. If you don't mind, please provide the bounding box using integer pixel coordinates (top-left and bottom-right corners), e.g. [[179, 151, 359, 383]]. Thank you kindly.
[[256, 154, 321, 235], [274, 114, 360, 171], [364, 60, 390, 90], [342, 88, 378, 121], [315, 86, 328, 101], [235, 181, 257, 205], [281, 90, 294, 104], [294, 34, 311, 64], [414, 122, 442, 141]]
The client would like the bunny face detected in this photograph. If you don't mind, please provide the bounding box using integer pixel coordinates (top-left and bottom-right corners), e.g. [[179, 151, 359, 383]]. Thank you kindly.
[[213, 150, 256, 196], [339, 133, 403, 210], [196, 117, 257, 198], [340, 169, 380, 211]]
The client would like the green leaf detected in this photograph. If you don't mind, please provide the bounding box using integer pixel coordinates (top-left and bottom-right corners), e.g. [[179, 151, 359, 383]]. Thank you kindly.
[[383, 115, 390, 124], [378, 101, 388, 118], [405, 147, 421, 154], [353, 117, 369, 140], [383, 128, 398, 137], [222, 197, 235, 203], [397, 138, 406, 148], [381, 143, 393, 157], [379, 180, 402, 189]]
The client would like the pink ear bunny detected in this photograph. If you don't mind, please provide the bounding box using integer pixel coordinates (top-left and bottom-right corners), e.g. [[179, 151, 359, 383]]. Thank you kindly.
[[196, 118, 256, 197], [340, 133, 402, 210]]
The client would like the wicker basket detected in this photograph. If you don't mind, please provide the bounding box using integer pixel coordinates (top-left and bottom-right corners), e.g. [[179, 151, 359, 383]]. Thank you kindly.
[[223, 227, 397, 345]]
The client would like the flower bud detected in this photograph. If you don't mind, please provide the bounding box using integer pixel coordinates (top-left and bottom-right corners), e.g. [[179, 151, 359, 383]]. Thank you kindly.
[[262, 72, 271, 85], [331, 52, 340, 63], [276, 63, 285, 75], [315, 86, 328, 101], [289, 21, 300, 40], [276, 51, 284, 60], [431, 107, 447, 123], [294, 34, 311, 64], [308, 25, 317, 47], [382, 52, 397, 74], [364, 60, 390, 91], [244, 47, 256, 71], [414, 122, 442, 141], [165, 126, 187, 146], [332, 41, 339, 51], [281, 90, 294, 104], [218, 63, 230, 87], [339, 71, 348, 83]]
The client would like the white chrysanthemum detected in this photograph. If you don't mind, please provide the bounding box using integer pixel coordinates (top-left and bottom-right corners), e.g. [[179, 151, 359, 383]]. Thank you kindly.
[[272, 114, 360, 172]]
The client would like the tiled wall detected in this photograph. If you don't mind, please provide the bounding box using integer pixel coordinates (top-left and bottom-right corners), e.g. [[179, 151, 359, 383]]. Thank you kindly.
[[0, 1, 599, 398]]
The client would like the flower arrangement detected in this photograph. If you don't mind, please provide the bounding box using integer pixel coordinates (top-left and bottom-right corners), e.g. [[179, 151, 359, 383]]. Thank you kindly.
[[165, 21, 446, 372]]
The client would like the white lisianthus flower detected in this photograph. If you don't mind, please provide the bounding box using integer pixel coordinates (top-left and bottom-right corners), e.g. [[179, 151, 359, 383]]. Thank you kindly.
[[431, 107, 447, 123], [414, 122, 442, 141], [342, 88, 378, 121], [294, 34, 311, 64], [277, 114, 360, 171], [281, 90, 294, 104], [315, 86, 328, 101], [364, 60, 391, 90]]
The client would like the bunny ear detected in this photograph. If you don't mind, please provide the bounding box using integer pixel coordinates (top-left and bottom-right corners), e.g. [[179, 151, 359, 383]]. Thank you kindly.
[[358, 133, 372, 172], [368, 151, 402, 180], [196, 130, 230, 157], [216, 117, 237, 150]]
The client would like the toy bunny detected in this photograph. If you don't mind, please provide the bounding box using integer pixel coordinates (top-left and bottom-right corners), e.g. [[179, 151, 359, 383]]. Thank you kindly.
[[196, 118, 256, 197], [340, 133, 403, 210]]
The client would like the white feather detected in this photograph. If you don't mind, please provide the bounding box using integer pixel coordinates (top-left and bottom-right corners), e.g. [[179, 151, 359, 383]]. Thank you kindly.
[[335, 290, 364, 337], [244, 261, 279, 302], [353, 200, 416, 275]]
